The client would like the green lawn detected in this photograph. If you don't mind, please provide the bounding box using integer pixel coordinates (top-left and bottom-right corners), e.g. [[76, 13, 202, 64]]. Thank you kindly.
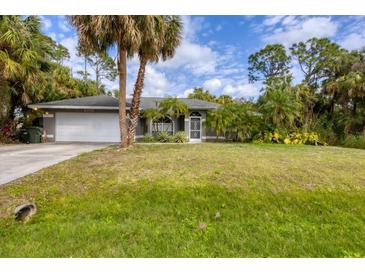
[[1, 143, 365, 257]]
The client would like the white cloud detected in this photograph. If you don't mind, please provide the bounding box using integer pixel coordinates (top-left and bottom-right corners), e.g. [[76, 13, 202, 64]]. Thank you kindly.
[[48, 32, 65, 42], [222, 83, 260, 99], [178, 88, 194, 98], [263, 16, 286, 26], [58, 17, 71, 33], [264, 17, 338, 47], [157, 38, 217, 75], [203, 78, 222, 92], [118, 16, 219, 96], [141, 66, 170, 97], [48, 32, 57, 41], [40, 16, 52, 31], [219, 67, 245, 76], [59, 36, 78, 58], [215, 24, 223, 32], [281, 16, 299, 26], [59, 36, 85, 78], [291, 60, 305, 84], [181, 16, 206, 41], [239, 16, 255, 25], [340, 33, 365, 50], [155, 16, 217, 76]]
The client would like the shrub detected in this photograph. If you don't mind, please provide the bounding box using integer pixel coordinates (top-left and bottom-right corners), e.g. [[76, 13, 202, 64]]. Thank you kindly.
[[156, 131, 174, 143], [341, 134, 365, 149], [254, 130, 325, 146], [173, 131, 188, 143], [264, 131, 282, 143], [305, 132, 322, 145], [140, 134, 156, 143], [0, 119, 17, 144], [283, 132, 326, 146], [139, 132, 187, 143]]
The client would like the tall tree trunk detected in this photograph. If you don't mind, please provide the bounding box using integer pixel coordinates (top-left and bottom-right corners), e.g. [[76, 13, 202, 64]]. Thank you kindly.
[[95, 64, 100, 94], [118, 47, 128, 148], [84, 56, 87, 81], [127, 57, 148, 146]]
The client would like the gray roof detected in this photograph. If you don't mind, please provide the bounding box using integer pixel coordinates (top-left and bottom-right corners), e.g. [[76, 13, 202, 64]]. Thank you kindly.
[[29, 95, 218, 110], [128, 97, 218, 110], [28, 96, 121, 110]]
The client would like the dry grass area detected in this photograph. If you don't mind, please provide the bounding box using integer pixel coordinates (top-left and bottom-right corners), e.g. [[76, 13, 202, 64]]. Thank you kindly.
[[0, 143, 365, 257]]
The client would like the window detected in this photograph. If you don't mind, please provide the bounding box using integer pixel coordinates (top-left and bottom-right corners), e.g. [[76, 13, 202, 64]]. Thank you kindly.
[[152, 117, 174, 135]]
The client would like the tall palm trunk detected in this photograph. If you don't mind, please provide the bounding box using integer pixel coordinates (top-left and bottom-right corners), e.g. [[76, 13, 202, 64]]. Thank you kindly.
[[118, 47, 128, 148], [95, 62, 100, 94], [127, 56, 148, 146], [83, 55, 87, 81]]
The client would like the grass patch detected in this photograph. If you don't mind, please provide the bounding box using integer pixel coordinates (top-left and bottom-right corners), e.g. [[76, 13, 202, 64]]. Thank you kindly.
[[1, 143, 365, 257]]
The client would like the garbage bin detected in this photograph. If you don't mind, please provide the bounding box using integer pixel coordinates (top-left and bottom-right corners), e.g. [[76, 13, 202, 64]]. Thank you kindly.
[[19, 129, 30, 144], [26, 126, 42, 143]]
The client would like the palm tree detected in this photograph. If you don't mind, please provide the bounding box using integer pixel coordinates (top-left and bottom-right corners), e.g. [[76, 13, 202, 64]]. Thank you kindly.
[[69, 16, 142, 148], [223, 102, 262, 141], [292, 83, 318, 131], [0, 16, 53, 121], [127, 16, 182, 145], [216, 95, 233, 105], [187, 87, 216, 102], [205, 108, 229, 140], [323, 50, 365, 133], [259, 82, 302, 129], [158, 97, 188, 120]]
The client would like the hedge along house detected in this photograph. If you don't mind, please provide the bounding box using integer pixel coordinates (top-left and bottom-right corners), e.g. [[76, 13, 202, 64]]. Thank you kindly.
[[28, 95, 220, 143]]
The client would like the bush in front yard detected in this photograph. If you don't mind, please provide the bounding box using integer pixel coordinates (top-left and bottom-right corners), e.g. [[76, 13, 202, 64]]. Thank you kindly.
[[341, 134, 365, 149], [138, 132, 188, 143], [173, 131, 188, 143], [140, 134, 156, 143], [156, 131, 174, 143]]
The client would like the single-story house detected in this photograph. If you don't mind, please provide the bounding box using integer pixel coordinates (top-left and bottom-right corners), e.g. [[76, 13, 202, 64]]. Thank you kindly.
[[28, 95, 221, 143]]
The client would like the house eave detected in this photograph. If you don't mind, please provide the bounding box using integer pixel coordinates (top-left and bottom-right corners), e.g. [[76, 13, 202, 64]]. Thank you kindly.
[[28, 104, 122, 110], [188, 107, 218, 110], [28, 104, 216, 111]]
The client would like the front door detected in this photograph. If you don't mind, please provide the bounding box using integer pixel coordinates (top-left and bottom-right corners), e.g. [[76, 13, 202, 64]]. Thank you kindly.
[[190, 117, 201, 140]]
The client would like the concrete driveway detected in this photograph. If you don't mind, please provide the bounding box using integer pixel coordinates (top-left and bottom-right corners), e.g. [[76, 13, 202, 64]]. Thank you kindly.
[[0, 143, 110, 186]]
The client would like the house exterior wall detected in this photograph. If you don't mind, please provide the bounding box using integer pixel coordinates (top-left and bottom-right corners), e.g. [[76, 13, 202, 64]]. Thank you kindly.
[[184, 115, 189, 137], [40, 108, 222, 142], [133, 109, 220, 142], [136, 118, 146, 137]]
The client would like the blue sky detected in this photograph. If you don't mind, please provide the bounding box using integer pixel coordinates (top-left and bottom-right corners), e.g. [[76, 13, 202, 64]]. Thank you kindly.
[[40, 15, 365, 99]]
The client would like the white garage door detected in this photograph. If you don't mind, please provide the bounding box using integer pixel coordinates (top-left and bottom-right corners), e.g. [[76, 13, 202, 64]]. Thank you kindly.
[[56, 112, 120, 142]]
